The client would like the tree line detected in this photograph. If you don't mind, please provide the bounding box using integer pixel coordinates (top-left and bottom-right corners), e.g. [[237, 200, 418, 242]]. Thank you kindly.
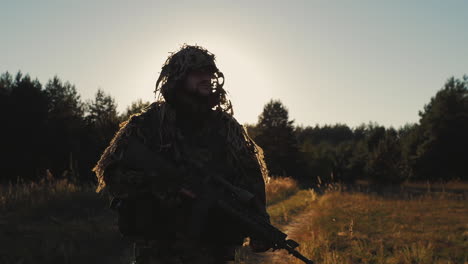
[[0, 71, 149, 183], [250, 76, 468, 186], [0, 71, 467, 185]]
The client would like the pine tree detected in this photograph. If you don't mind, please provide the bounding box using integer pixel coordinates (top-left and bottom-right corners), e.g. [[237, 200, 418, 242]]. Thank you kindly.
[[255, 100, 303, 181], [412, 76, 468, 181]]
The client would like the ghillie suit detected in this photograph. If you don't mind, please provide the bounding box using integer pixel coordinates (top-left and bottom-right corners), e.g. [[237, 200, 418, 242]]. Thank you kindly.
[[93, 45, 269, 264]]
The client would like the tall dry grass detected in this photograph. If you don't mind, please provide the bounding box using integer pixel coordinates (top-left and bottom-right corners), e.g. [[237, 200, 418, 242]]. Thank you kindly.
[[401, 180, 468, 192], [1, 178, 85, 211], [0, 179, 132, 264], [265, 177, 300, 206], [275, 191, 468, 264], [5, 175, 466, 264]]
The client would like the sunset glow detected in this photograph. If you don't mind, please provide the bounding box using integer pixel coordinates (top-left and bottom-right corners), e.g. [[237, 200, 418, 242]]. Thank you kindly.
[[2, 0, 467, 127]]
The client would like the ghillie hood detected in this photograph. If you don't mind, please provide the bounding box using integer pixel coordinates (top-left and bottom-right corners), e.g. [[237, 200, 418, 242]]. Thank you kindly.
[[93, 45, 267, 195], [154, 44, 232, 115]]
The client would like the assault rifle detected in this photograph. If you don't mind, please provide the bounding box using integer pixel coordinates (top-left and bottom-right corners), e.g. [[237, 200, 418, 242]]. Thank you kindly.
[[118, 137, 314, 263], [181, 173, 315, 264]]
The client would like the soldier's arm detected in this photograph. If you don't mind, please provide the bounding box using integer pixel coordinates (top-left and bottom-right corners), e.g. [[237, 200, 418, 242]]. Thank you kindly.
[[239, 147, 273, 252], [101, 135, 183, 198], [236, 125, 272, 251], [93, 109, 188, 238], [239, 134, 270, 221], [93, 107, 183, 199], [216, 112, 269, 221]]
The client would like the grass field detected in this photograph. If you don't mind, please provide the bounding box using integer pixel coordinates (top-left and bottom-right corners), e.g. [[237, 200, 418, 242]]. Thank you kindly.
[[0, 179, 133, 264], [254, 180, 468, 264], [1, 177, 467, 264]]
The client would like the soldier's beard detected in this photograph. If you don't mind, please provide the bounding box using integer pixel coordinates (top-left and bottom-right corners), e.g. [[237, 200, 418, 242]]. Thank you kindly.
[[173, 87, 220, 117]]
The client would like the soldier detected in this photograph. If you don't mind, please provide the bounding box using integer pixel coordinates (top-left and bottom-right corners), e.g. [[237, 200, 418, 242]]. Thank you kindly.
[[93, 44, 270, 263]]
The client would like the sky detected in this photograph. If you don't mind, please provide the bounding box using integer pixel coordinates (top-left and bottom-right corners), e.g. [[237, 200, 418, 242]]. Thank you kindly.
[[1, 0, 467, 128]]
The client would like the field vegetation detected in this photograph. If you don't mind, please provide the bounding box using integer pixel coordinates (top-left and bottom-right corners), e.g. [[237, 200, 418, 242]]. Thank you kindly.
[[1, 177, 467, 264], [265, 177, 299, 206], [242, 178, 468, 264], [0, 179, 132, 264]]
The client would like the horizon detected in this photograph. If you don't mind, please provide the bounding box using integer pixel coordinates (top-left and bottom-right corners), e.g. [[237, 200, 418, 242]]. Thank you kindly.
[[2, 0, 467, 128]]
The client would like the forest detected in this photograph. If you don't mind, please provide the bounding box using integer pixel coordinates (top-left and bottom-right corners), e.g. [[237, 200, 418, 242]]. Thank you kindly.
[[1, 71, 467, 264], [1, 71, 467, 186]]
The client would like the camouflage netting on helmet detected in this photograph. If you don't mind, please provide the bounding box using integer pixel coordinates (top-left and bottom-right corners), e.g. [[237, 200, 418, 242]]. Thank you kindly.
[[154, 44, 232, 115]]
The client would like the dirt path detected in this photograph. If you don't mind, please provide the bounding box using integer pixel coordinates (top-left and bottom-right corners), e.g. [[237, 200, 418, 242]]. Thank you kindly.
[[242, 208, 317, 264]]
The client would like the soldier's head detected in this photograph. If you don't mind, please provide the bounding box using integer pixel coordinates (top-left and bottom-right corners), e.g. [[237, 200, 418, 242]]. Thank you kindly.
[[155, 44, 232, 114]]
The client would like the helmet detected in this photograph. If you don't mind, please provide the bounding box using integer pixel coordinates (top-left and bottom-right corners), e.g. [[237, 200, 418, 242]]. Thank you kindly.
[[155, 44, 232, 114]]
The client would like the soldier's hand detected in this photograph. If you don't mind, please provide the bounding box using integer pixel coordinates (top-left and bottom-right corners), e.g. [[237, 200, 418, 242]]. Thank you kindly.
[[249, 237, 271, 252]]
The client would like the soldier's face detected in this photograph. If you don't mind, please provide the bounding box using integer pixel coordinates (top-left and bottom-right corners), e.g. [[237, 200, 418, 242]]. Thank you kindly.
[[183, 70, 214, 97]]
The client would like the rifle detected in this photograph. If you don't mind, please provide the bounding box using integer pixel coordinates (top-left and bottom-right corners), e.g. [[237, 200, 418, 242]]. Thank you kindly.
[[181, 173, 315, 264], [113, 136, 314, 263]]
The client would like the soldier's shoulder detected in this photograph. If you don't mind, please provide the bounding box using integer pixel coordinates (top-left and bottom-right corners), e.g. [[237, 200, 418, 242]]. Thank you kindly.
[[214, 109, 243, 129], [125, 102, 163, 126], [93, 102, 167, 193], [213, 109, 256, 149]]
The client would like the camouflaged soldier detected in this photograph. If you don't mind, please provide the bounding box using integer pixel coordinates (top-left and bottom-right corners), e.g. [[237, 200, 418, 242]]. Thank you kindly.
[[93, 45, 271, 264]]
